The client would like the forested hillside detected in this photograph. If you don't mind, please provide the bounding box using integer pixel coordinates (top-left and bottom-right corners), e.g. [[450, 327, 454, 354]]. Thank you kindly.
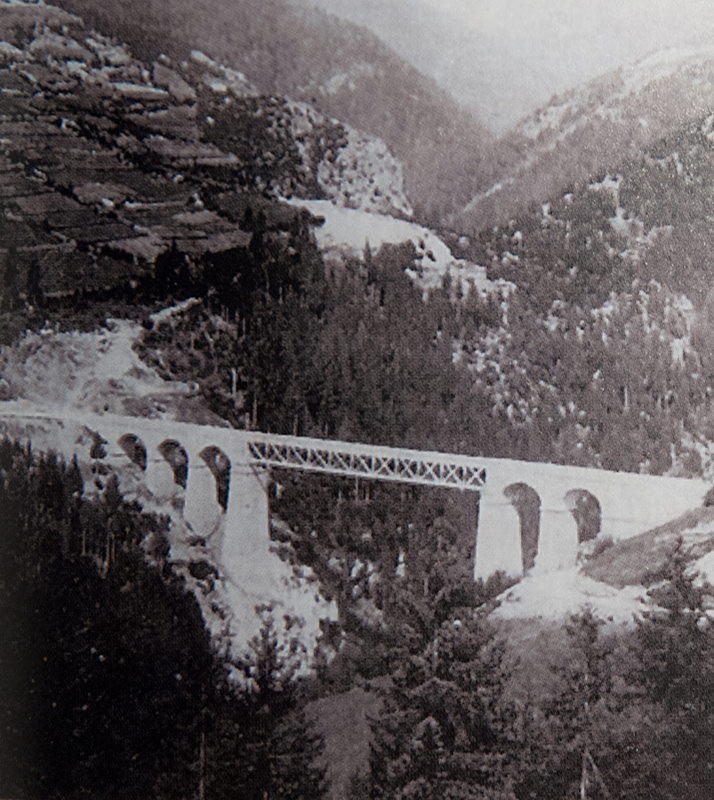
[[5, 440, 714, 798], [5, 2, 714, 797], [0, 441, 326, 799], [454, 41, 714, 230], [456, 113, 714, 477], [50, 0, 491, 222], [1, 0, 712, 483], [5, 0, 713, 481]]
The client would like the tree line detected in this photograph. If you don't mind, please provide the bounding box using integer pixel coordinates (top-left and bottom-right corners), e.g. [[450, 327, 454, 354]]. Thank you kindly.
[[2, 437, 713, 798], [0, 441, 325, 800]]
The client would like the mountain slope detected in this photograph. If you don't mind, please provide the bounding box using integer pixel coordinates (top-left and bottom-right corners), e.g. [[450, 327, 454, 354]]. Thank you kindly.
[[50, 0, 493, 222], [455, 42, 714, 231], [0, 0, 417, 331], [450, 99, 714, 480]]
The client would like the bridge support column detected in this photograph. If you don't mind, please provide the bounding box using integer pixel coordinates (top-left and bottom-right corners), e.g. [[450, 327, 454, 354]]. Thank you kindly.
[[144, 444, 177, 501], [223, 462, 270, 559], [221, 461, 280, 593], [184, 451, 224, 539], [534, 485, 579, 571], [474, 489, 523, 581]]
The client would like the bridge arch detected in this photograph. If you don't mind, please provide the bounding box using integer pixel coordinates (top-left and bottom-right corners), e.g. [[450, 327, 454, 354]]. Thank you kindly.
[[1, 404, 710, 582], [503, 482, 541, 573], [117, 433, 147, 470], [158, 439, 189, 488], [200, 445, 231, 511], [565, 488, 601, 544]]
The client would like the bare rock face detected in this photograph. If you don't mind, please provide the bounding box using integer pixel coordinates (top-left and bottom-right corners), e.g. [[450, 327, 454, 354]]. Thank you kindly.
[[0, 1, 414, 308], [315, 122, 412, 217]]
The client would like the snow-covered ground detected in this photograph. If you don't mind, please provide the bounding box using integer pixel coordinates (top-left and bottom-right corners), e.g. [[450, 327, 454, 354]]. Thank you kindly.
[[491, 566, 647, 625], [286, 198, 493, 294], [620, 43, 714, 99], [692, 551, 714, 586], [0, 315, 215, 422]]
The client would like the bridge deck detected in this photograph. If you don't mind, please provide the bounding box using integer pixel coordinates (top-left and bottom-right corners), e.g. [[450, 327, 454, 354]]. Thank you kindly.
[[246, 437, 486, 489], [0, 403, 487, 490]]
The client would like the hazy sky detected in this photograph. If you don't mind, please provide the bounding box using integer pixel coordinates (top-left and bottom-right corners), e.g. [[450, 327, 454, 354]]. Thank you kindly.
[[294, 0, 714, 132]]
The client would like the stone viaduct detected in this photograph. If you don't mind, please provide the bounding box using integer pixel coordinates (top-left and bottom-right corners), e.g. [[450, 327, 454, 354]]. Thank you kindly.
[[0, 401, 709, 581]]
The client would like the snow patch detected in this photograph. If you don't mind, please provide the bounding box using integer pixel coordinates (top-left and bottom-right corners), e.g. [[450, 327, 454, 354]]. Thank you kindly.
[[691, 549, 714, 586], [189, 49, 258, 96], [286, 199, 492, 294], [519, 101, 572, 139], [621, 44, 714, 97], [218, 551, 338, 666], [491, 567, 647, 624], [0, 320, 191, 417], [701, 114, 714, 146], [299, 61, 375, 98], [589, 173, 622, 204]]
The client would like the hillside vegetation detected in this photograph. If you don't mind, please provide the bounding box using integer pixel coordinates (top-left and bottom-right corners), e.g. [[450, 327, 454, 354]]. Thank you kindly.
[[0, 443, 326, 799], [455, 42, 714, 230], [51, 0, 492, 222], [5, 1, 713, 480], [6, 3, 714, 798], [5, 441, 714, 799]]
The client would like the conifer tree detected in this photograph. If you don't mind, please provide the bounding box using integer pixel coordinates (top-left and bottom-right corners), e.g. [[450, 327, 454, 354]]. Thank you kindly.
[[368, 503, 511, 800], [370, 614, 508, 799], [224, 608, 328, 800], [0, 441, 221, 799], [631, 545, 714, 798]]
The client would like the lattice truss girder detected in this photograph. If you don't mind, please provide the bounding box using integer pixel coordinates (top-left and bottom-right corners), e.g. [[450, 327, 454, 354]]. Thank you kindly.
[[247, 441, 486, 490], [0, 404, 487, 490]]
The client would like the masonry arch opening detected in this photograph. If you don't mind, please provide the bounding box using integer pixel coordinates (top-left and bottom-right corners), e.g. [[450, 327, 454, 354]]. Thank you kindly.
[[158, 439, 189, 488], [503, 482, 541, 573], [118, 433, 147, 470], [200, 445, 231, 511], [565, 488, 601, 544]]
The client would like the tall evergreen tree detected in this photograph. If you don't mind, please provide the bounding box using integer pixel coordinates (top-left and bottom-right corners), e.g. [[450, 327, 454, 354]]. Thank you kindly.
[[218, 608, 328, 800], [370, 614, 508, 799], [631, 546, 714, 799]]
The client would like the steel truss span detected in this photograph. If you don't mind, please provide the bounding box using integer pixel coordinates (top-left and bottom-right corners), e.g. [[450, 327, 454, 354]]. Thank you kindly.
[[247, 440, 487, 490], [0, 403, 487, 491]]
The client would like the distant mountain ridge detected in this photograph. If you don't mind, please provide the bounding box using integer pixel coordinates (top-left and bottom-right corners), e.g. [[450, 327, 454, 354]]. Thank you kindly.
[[454, 41, 714, 232]]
